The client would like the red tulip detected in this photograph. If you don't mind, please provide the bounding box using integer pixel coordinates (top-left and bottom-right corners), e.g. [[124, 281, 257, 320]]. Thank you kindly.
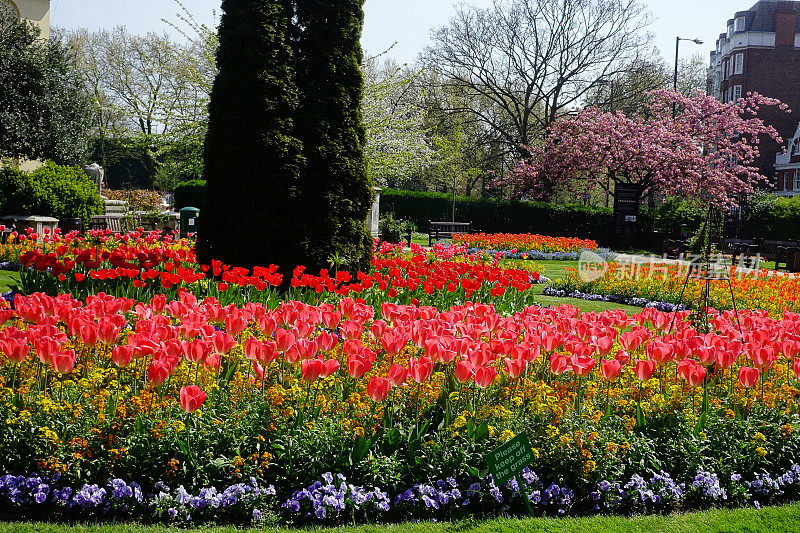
[[571, 355, 596, 377], [600, 359, 622, 381], [388, 363, 409, 386], [52, 349, 76, 373], [686, 364, 707, 388], [793, 358, 800, 379], [346, 354, 371, 378], [0, 339, 29, 363], [112, 345, 134, 368], [182, 339, 212, 364], [738, 366, 759, 388], [614, 350, 630, 367], [211, 331, 237, 355], [474, 366, 497, 388], [320, 359, 340, 378], [147, 359, 171, 386], [78, 322, 99, 347], [505, 357, 526, 378], [180, 385, 207, 413], [366, 376, 391, 401], [550, 355, 570, 375], [34, 337, 60, 365], [634, 360, 656, 381], [300, 358, 323, 383], [455, 360, 475, 383], [274, 328, 296, 353], [409, 356, 433, 383], [224, 313, 247, 336]]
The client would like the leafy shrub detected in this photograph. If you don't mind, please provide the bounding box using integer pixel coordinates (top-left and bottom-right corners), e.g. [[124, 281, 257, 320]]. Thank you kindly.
[[104, 189, 165, 212], [0, 162, 103, 222], [174, 180, 206, 211]]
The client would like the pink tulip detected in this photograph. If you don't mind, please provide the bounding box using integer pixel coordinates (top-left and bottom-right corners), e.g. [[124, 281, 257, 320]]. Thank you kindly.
[[388, 363, 409, 386], [505, 357, 526, 379], [320, 359, 340, 378], [455, 360, 475, 383], [52, 349, 76, 373], [738, 366, 759, 388], [409, 356, 433, 383], [571, 355, 596, 377], [550, 355, 570, 375], [0, 339, 29, 363], [112, 346, 134, 368], [474, 366, 497, 388], [300, 358, 323, 383], [179, 385, 207, 413], [600, 359, 622, 381], [211, 331, 237, 355], [366, 377, 391, 402], [686, 364, 706, 388], [634, 360, 656, 381]]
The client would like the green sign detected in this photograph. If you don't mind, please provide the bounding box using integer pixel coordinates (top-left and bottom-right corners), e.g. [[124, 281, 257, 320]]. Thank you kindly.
[[487, 432, 535, 485], [486, 432, 536, 515]]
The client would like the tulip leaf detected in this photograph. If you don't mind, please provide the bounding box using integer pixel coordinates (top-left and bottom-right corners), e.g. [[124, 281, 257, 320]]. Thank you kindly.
[[694, 411, 707, 436], [636, 404, 645, 427], [473, 421, 490, 443]]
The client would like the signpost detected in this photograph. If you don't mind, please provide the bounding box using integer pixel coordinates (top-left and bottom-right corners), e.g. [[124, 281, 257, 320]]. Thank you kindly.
[[486, 432, 536, 516]]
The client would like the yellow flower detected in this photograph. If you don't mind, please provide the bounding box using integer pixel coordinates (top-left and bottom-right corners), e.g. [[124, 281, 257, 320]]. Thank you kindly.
[[583, 460, 597, 473], [753, 432, 766, 442], [781, 424, 793, 438], [453, 416, 467, 428], [606, 441, 618, 454], [499, 429, 515, 443], [755, 446, 768, 457]]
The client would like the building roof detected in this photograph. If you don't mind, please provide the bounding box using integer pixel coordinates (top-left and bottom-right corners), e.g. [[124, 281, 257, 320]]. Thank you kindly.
[[742, 0, 800, 32]]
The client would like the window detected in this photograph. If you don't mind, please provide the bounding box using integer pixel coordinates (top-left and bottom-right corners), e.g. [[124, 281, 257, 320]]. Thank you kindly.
[[727, 87, 732, 102], [735, 53, 744, 75], [727, 24, 734, 38], [735, 16, 746, 32], [793, 140, 800, 155], [795, 169, 800, 191], [733, 85, 742, 102]]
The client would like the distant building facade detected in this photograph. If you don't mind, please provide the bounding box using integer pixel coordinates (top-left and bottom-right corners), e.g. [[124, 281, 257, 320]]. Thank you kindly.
[[708, 0, 800, 183], [2, 0, 50, 38], [775, 123, 800, 195], [1, 0, 50, 171]]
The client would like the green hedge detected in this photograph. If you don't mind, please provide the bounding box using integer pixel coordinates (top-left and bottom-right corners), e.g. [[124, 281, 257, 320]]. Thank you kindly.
[[0, 163, 104, 223], [739, 193, 800, 241], [380, 188, 617, 243], [174, 180, 206, 211]]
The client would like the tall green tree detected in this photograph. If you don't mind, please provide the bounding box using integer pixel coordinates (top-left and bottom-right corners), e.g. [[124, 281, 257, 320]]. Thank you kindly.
[[196, 0, 304, 272], [294, 0, 373, 274], [0, 5, 91, 165]]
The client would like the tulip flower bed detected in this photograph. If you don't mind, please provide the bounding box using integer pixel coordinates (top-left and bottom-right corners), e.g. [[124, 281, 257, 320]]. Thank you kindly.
[[550, 263, 800, 318], [453, 233, 599, 255], [0, 231, 542, 312], [4, 289, 800, 525]]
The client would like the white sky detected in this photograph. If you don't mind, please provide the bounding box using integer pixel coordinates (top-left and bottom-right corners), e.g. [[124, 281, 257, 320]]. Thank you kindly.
[[50, 0, 750, 68]]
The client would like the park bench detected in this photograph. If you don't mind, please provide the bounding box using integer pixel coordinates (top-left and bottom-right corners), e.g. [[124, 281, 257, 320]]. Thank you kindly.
[[754, 240, 800, 271], [662, 239, 688, 259], [90, 214, 140, 234], [722, 238, 756, 265], [428, 221, 472, 246]]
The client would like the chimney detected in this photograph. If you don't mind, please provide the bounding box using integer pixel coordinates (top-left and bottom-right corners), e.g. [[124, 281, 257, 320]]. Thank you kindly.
[[775, 2, 797, 49]]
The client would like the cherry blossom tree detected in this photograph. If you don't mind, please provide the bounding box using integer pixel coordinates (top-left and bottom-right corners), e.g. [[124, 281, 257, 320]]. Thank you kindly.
[[502, 90, 790, 207]]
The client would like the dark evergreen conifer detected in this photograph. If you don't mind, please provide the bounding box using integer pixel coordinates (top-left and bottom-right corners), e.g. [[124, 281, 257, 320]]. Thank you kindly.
[[294, 0, 373, 274], [197, 0, 304, 272]]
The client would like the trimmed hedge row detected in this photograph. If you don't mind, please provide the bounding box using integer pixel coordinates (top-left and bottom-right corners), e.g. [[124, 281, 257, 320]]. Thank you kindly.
[[379, 188, 617, 244], [174, 180, 206, 211]]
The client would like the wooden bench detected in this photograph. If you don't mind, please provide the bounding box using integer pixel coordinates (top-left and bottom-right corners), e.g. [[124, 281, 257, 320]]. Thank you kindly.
[[662, 239, 688, 259], [90, 215, 140, 234], [429, 221, 472, 246], [756, 240, 800, 271], [722, 238, 756, 265]]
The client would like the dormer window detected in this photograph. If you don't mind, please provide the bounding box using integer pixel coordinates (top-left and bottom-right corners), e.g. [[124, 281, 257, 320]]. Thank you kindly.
[[734, 16, 746, 32], [727, 24, 734, 38]]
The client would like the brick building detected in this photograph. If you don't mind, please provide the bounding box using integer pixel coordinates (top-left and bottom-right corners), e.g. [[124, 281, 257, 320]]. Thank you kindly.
[[708, 0, 800, 182], [774, 123, 800, 194]]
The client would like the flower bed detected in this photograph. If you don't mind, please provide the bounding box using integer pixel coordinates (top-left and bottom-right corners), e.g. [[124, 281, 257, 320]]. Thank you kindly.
[[453, 233, 599, 254], [3, 290, 800, 524], [0, 231, 541, 311], [549, 263, 800, 318]]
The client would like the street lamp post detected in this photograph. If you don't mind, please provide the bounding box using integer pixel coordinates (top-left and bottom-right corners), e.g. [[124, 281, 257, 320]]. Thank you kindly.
[[673, 36, 703, 116]]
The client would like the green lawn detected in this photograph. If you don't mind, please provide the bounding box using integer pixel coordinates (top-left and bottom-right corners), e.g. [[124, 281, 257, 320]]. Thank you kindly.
[[2, 502, 800, 532], [0, 269, 19, 293]]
